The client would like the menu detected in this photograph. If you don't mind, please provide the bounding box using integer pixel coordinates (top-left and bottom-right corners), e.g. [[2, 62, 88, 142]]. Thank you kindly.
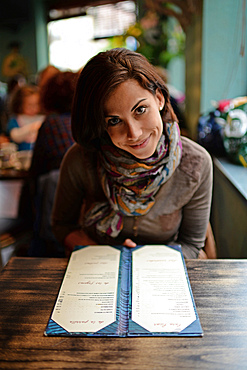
[[45, 245, 203, 337]]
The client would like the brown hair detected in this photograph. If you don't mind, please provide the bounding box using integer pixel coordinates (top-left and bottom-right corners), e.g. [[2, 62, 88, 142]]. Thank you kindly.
[[9, 85, 40, 115], [37, 65, 60, 88], [72, 48, 177, 148], [40, 71, 79, 114]]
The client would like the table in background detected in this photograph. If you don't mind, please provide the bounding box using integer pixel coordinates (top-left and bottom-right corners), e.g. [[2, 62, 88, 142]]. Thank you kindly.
[[0, 168, 30, 219], [0, 257, 247, 369], [211, 157, 247, 258], [0, 168, 30, 181], [0, 169, 33, 267]]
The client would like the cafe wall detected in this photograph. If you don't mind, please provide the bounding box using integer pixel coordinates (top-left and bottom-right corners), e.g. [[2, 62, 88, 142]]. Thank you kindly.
[[0, 0, 48, 83], [0, 23, 37, 83], [185, 0, 247, 139], [32, 0, 49, 73], [201, 0, 247, 113]]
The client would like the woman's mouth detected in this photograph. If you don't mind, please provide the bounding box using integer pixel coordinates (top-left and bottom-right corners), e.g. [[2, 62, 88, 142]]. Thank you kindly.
[[128, 136, 150, 149]]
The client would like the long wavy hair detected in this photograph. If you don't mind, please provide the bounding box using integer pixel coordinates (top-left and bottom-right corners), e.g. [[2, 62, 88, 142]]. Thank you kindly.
[[72, 48, 177, 148]]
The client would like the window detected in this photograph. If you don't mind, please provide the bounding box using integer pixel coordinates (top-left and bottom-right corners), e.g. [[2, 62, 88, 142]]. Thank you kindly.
[[48, 1, 136, 71]]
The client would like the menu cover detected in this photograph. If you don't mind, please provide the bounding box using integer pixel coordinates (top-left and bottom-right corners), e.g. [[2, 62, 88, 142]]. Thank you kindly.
[[44, 244, 203, 337]]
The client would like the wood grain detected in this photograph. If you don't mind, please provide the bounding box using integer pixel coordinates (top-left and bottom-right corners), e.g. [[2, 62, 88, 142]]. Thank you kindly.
[[0, 257, 247, 369]]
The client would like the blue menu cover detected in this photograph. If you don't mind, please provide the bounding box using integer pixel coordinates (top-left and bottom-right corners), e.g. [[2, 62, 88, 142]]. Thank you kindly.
[[45, 245, 203, 337]]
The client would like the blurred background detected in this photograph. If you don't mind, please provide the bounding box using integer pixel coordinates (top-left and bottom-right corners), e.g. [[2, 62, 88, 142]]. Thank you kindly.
[[0, 0, 246, 138], [0, 0, 246, 265]]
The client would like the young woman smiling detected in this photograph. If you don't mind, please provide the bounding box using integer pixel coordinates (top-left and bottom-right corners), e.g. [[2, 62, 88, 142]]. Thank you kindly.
[[51, 48, 213, 259]]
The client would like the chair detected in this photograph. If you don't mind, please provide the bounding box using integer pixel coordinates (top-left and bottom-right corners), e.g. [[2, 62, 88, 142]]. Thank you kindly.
[[28, 169, 64, 257]]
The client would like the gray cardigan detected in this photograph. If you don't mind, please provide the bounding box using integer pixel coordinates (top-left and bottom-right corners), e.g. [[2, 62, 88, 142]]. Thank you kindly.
[[51, 136, 213, 259]]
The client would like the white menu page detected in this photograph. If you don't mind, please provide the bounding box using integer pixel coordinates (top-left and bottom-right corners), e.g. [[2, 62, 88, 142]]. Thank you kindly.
[[132, 245, 196, 332], [52, 246, 120, 333]]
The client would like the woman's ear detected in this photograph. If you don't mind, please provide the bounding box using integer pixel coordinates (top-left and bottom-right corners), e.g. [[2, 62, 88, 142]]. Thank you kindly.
[[155, 89, 165, 111]]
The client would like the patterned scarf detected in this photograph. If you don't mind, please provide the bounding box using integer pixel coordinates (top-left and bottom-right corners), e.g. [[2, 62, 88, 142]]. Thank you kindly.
[[84, 121, 182, 237]]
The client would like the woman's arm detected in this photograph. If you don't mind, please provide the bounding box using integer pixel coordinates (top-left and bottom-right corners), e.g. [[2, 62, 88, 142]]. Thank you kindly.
[[51, 144, 86, 245], [10, 121, 42, 143], [177, 149, 213, 259]]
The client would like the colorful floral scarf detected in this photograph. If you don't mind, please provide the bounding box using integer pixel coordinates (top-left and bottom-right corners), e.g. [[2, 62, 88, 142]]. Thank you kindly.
[[84, 121, 182, 237]]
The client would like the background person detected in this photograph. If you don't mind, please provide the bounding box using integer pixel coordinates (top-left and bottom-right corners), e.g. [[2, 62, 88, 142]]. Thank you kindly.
[[7, 85, 44, 151], [36, 65, 60, 89], [28, 70, 78, 258], [0, 74, 27, 136], [29, 70, 78, 177]]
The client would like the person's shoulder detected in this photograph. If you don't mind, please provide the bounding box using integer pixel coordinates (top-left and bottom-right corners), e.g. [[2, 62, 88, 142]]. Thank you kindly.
[[63, 142, 84, 159], [60, 143, 99, 188], [179, 136, 212, 181], [181, 136, 211, 157], [43, 113, 60, 124], [43, 113, 72, 132], [63, 143, 98, 167], [47, 112, 70, 120]]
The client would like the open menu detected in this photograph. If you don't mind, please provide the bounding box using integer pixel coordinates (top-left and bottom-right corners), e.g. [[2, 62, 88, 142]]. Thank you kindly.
[[44, 245, 203, 337]]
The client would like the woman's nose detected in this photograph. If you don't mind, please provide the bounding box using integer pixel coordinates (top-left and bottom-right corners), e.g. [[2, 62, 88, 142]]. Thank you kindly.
[[126, 120, 142, 139]]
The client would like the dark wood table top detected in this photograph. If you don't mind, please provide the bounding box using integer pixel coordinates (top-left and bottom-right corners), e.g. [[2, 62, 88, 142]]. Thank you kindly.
[[1, 257, 247, 369]]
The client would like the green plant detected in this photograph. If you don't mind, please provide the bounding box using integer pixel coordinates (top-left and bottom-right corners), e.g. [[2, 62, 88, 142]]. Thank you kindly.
[[108, 11, 185, 68]]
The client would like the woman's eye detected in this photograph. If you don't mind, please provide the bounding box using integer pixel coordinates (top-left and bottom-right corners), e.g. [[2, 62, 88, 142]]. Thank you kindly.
[[107, 117, 121, 126], [136, 106, 146, 115]]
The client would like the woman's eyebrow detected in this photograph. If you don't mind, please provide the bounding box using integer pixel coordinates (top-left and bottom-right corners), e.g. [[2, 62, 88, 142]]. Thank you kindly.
[[131, 98, 147, 112], [105, 114, 118, 118]]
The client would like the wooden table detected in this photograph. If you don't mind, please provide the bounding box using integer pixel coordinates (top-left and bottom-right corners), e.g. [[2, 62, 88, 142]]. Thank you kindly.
[[0, 168, 31, 219], [0, 169, 33, 267], [1, 257, 247, 369], [0, 168, 30, 180]]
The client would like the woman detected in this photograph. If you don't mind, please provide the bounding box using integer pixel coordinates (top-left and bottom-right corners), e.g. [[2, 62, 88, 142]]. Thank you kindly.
[[51, 48, 212, 259]]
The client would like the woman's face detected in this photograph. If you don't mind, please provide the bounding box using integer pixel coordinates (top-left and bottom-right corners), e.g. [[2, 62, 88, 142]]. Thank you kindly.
[[104, 79, 165, 159]]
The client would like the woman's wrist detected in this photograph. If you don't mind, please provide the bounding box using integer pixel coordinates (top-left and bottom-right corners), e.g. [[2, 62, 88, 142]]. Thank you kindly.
[[64, 229, 97, 256]]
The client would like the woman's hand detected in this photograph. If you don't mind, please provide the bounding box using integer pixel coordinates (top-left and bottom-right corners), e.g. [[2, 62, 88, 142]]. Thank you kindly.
[[64, 230, 97, 257], [198, 249, 208, 259], [123, 238, 137, 248]]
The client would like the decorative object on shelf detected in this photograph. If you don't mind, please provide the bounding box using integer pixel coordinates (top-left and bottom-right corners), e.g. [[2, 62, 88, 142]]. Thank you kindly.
[[198, 96, 247, 167]]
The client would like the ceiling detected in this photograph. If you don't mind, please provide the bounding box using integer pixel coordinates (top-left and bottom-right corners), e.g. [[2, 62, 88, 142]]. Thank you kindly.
[[0, 0, 199, 32], [43, 0, 126, 10], [0, 0, 129, 29]]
